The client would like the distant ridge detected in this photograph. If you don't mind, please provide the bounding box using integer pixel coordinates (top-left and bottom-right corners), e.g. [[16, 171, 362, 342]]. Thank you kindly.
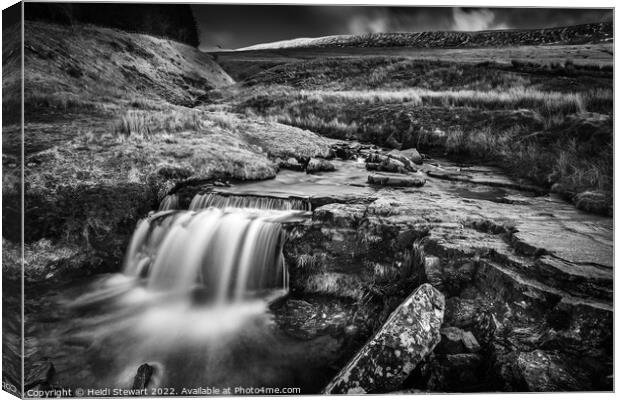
[[236, 22, 612, 51]]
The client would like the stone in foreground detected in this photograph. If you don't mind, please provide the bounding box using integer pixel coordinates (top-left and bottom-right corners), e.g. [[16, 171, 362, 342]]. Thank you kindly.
[[323, 283, 445, 394], [132, 363, 155, 390]]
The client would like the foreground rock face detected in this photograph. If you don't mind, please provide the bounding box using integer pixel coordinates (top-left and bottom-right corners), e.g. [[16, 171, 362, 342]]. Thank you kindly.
[[324, 284, 445, 394], [283, 156, 612, 392]]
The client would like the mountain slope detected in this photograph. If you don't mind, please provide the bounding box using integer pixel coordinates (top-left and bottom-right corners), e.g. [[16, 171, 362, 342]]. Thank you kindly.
[[238, 22, 612, 51]]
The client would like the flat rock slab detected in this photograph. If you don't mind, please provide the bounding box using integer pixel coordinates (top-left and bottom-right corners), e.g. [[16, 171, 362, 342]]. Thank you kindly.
[[368, 173, 426, 187], [513, 218, 613, 268], [323, 284, 445, 394], [426, 169, 546, 195]]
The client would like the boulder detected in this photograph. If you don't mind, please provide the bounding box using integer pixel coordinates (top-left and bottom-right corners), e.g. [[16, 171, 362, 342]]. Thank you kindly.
[[132, 363, 155, 390], [368, 174, 426, 187], [391, 148, 423, 166], [306, 158, 336, 174], [279, 157, 304, 171], [323, 284, 445, 394], [366, 157, 408, 174], [435, 327, 481, 354]]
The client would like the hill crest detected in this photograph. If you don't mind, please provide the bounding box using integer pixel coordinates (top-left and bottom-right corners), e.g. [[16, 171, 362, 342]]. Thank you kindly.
[[236, 22, 612, 51]]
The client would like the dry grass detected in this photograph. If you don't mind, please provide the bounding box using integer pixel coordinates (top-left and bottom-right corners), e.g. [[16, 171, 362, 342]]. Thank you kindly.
[[550, 139, 612, 193], [240, 81, 611, 211], [293, 87, 608, 117], [277, 114, 359, 140], [112, 109, 206, 139], [206, 112, 239, 131]]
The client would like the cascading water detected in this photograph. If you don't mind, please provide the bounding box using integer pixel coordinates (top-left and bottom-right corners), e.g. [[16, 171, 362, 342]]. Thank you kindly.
[[189, 192, 311, 211], [44, 194, 311, 391], [123, 208, 289, 303], [158, 194, 179, 211], [28, 160, 372, 393]]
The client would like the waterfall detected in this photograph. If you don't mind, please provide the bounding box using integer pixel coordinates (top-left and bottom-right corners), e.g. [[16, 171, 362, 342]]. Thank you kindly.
[[123, 208, 290, 304], [189, 193, 311, 211], [158, 194, 179, 211]]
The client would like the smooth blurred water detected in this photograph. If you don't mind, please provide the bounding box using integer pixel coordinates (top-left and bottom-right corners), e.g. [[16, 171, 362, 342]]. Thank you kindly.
[[27, 272, 336, 393], [26, 202, 336, 393]]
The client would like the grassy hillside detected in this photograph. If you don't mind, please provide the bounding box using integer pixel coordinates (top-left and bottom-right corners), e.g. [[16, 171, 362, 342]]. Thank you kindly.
[[214, 43, 613, 82], [8, 22, 233, 121], [3, 21, 236, 153]]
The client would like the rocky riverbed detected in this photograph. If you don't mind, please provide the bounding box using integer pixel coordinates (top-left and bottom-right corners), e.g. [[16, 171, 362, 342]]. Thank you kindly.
[[204, 142, 612, 392], [20, 141, 612, 393]]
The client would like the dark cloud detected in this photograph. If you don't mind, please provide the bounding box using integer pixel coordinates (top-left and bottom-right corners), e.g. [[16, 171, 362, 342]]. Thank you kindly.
[[191, 6, 613, 50]]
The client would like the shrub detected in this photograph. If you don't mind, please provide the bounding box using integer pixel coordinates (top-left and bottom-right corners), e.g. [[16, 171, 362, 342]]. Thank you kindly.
[[112, 109, 207, 139]]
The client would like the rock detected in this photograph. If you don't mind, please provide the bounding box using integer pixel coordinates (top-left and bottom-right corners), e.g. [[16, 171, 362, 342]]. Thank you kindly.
[[323, 284, 445, 394], [498, 350, 589, 391], [132, 363, 155, 390], [386, 150, 417, 171], [365, 152, 384, 163], [368, 174, 426, 187], [331, 142, 361, 160], [279, 157, 304, 171], [313, 203, 367, 228], [306, 158, 336, 174], [366, 157, 407, 173], [435, 327, 481, 354], [443, 297, 477, 327], [397, 148, 423, 165], [368, 198, 395, 216], [574, 190, 612, 216]]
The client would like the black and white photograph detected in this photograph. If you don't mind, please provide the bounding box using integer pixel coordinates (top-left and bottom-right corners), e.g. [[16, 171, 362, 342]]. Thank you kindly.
[[1, 1, 615, 397]]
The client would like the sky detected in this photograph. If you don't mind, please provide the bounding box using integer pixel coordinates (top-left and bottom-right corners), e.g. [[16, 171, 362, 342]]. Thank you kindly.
[[191, 6, 613, 50]]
